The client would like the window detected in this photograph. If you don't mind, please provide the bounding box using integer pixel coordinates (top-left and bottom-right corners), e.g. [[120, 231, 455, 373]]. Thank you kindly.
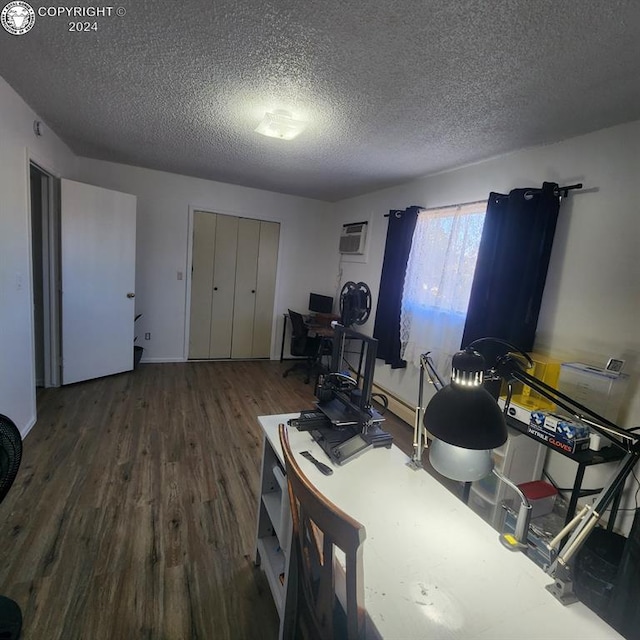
[[400, 201, 486, 372]]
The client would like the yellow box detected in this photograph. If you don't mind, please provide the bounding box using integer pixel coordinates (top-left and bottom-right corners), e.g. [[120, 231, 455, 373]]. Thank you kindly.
[[500, 353, 561, 412]]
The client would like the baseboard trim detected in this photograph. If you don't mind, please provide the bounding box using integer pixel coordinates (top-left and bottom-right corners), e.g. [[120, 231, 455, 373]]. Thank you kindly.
[[140, 357, 187, 363], [371, 381, 415, 427], [21, 415, 37, 440]]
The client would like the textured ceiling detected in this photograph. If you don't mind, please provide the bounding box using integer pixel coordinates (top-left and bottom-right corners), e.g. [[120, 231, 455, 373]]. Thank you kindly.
[[1, 0, 640, 201]]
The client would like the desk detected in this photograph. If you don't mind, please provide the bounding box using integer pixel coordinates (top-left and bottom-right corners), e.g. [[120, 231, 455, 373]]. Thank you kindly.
[[255, 414, 620, 639]]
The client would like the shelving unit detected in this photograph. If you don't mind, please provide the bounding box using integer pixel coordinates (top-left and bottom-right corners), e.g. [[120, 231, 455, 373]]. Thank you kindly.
[[467, 426, 546, 531], [254, 427, 292, 620]]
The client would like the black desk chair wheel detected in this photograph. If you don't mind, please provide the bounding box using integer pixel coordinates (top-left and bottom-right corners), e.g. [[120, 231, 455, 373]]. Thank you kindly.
[[283, 310, 330, 384], [0, 414, 23, 640]]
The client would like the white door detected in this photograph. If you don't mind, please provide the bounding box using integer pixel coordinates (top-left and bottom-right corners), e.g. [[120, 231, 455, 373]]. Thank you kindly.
[[252, 221, 280, 357], [61, 179, 137, 384], [231, 218, 260, 358], [209, 214, 238, 358], [188, 212, 216, 358]]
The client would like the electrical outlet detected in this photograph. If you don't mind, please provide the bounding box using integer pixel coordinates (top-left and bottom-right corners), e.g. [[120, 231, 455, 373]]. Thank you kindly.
[[144, 333, 151, 340]]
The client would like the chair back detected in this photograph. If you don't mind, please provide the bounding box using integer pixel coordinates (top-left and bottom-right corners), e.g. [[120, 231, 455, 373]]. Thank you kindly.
[[288, 309, 311, 356], [279, 424, 366, 640], [288, 309, 309, 338], [0, 414, 22, 504]]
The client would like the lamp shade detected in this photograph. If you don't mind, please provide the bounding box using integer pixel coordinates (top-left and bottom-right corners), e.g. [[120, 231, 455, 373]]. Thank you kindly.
[[429, 439, 494, 482], [424, 384, 507, 449]]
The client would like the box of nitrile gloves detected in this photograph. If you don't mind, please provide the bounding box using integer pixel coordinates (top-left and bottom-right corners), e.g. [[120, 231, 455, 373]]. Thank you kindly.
[[528, 411, 590, 454]]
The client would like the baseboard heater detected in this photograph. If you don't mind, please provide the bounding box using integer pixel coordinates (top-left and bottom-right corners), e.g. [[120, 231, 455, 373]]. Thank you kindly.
[[371, 381, 415, 427]]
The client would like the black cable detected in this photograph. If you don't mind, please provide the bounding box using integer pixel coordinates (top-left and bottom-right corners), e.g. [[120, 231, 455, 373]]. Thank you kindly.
[[543, 469, 559, 490], [371, 393, 388, 415], [466, 337, 533, 369], [608, 468, 640, 512]]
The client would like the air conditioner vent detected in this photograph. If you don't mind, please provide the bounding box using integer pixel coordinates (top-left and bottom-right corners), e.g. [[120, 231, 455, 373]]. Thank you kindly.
[[339, 222, 367, 255]]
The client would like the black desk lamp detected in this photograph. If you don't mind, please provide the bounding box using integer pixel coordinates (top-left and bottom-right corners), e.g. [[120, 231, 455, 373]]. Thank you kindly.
[[411, 349, 533, 551], [425, 338, 640, 605]]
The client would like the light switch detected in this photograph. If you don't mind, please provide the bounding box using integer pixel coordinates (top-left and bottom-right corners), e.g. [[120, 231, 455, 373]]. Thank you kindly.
[[16, 272, 23, 291], [177, 270, 183, 281]]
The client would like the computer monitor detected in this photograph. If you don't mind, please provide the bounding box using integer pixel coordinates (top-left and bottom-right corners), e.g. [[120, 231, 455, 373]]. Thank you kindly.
[[308, 292, 333, 314]]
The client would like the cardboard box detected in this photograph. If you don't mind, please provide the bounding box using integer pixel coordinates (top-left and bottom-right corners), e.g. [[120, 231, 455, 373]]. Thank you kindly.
[[528, 411, 590, 454]]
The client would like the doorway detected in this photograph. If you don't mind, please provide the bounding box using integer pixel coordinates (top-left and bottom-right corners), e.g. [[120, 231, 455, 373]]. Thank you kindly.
[[29, 162, 61, 388]]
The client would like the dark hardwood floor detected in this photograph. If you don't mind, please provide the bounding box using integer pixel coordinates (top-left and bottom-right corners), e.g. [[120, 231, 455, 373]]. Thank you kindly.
[[0, 361, 419, 640]]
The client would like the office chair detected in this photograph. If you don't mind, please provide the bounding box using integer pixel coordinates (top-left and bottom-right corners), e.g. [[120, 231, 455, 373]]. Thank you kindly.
[[279, 424, 366, 640], [0, 414, 23, 640], [283, 310, 329, 384]]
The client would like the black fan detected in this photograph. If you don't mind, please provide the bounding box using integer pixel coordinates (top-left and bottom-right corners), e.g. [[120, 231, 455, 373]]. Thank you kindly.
[[0, 414, 23, 640], [339, 281, 372, 327]]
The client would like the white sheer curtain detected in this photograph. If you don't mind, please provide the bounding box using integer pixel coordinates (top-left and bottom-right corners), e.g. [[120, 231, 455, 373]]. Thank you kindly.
[[400, 201, 487, 373]]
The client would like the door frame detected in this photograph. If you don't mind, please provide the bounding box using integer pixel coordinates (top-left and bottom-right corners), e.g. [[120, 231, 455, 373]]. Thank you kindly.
[[27, 150, 62, 389], [184, 206, 283, 361]]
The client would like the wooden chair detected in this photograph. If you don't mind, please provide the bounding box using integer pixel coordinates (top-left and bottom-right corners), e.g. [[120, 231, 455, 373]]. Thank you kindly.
[[278, 424, 366, 640]]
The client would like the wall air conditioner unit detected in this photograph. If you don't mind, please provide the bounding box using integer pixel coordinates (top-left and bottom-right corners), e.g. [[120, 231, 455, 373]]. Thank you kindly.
[[339, 221, 368, 255]]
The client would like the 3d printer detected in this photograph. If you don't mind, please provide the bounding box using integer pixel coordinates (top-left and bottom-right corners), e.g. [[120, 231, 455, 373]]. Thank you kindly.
[[292, 324, 393, 465]]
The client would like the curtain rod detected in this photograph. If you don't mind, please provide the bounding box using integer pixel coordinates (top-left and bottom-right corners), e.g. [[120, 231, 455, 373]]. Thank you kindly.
[[498, 183, 584, 199], [384, 184, 584, 217], [384, 199, 487, 217], [553, 183, 583, 198]]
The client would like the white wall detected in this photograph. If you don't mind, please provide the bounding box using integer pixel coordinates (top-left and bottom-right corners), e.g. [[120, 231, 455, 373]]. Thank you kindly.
[[73, 159, 334, 362], [333, 120, 640, 531], [0, 77, 76, 435], [0, 75, 334, 433]]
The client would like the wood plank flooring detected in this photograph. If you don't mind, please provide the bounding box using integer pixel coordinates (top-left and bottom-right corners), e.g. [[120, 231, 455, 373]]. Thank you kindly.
[[0, 361, 419, 640]]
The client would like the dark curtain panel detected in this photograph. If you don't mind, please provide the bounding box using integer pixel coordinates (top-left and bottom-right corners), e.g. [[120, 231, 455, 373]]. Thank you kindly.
[[461, 182, 560, 361], [373, 206, 420, 368]]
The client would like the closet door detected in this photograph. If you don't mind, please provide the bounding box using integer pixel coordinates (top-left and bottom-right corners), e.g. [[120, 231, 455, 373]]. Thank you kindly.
[[252, 221, 280, 357], [231, 218, 260, 358], [188, 212, 216, 358], [209, 214, 238, 358]]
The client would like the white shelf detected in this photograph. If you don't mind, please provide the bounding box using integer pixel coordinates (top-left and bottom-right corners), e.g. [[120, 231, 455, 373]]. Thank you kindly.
[[272, 464, 287, 491], [262, 491, 284, 541], [255, 432, 292, 629], [256, 535, 286, 615]]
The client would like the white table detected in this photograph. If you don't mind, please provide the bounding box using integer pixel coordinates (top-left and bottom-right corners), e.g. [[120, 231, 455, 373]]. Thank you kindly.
[[257, 414, 621, 639]]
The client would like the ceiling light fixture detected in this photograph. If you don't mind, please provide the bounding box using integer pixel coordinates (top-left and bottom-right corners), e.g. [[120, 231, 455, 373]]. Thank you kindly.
[[255, 109, 307, 140]]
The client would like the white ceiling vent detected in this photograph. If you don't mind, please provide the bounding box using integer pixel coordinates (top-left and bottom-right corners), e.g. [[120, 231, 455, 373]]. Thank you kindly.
[[339, 221, 368, 255]]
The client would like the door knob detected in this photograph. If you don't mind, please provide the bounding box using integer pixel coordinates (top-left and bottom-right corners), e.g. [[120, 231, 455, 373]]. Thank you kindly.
[[214, 287, 218, 291], [251, 289, 256, 293], [127, 292, 135, 298]]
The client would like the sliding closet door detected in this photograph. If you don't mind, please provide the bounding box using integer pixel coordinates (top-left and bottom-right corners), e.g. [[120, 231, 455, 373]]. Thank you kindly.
[[188, 212, 216, 358], [189, 212, 279, 360], [231, 218, 260, 358], [252, 221, 280, 357], [209, 215, 238, 358]]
